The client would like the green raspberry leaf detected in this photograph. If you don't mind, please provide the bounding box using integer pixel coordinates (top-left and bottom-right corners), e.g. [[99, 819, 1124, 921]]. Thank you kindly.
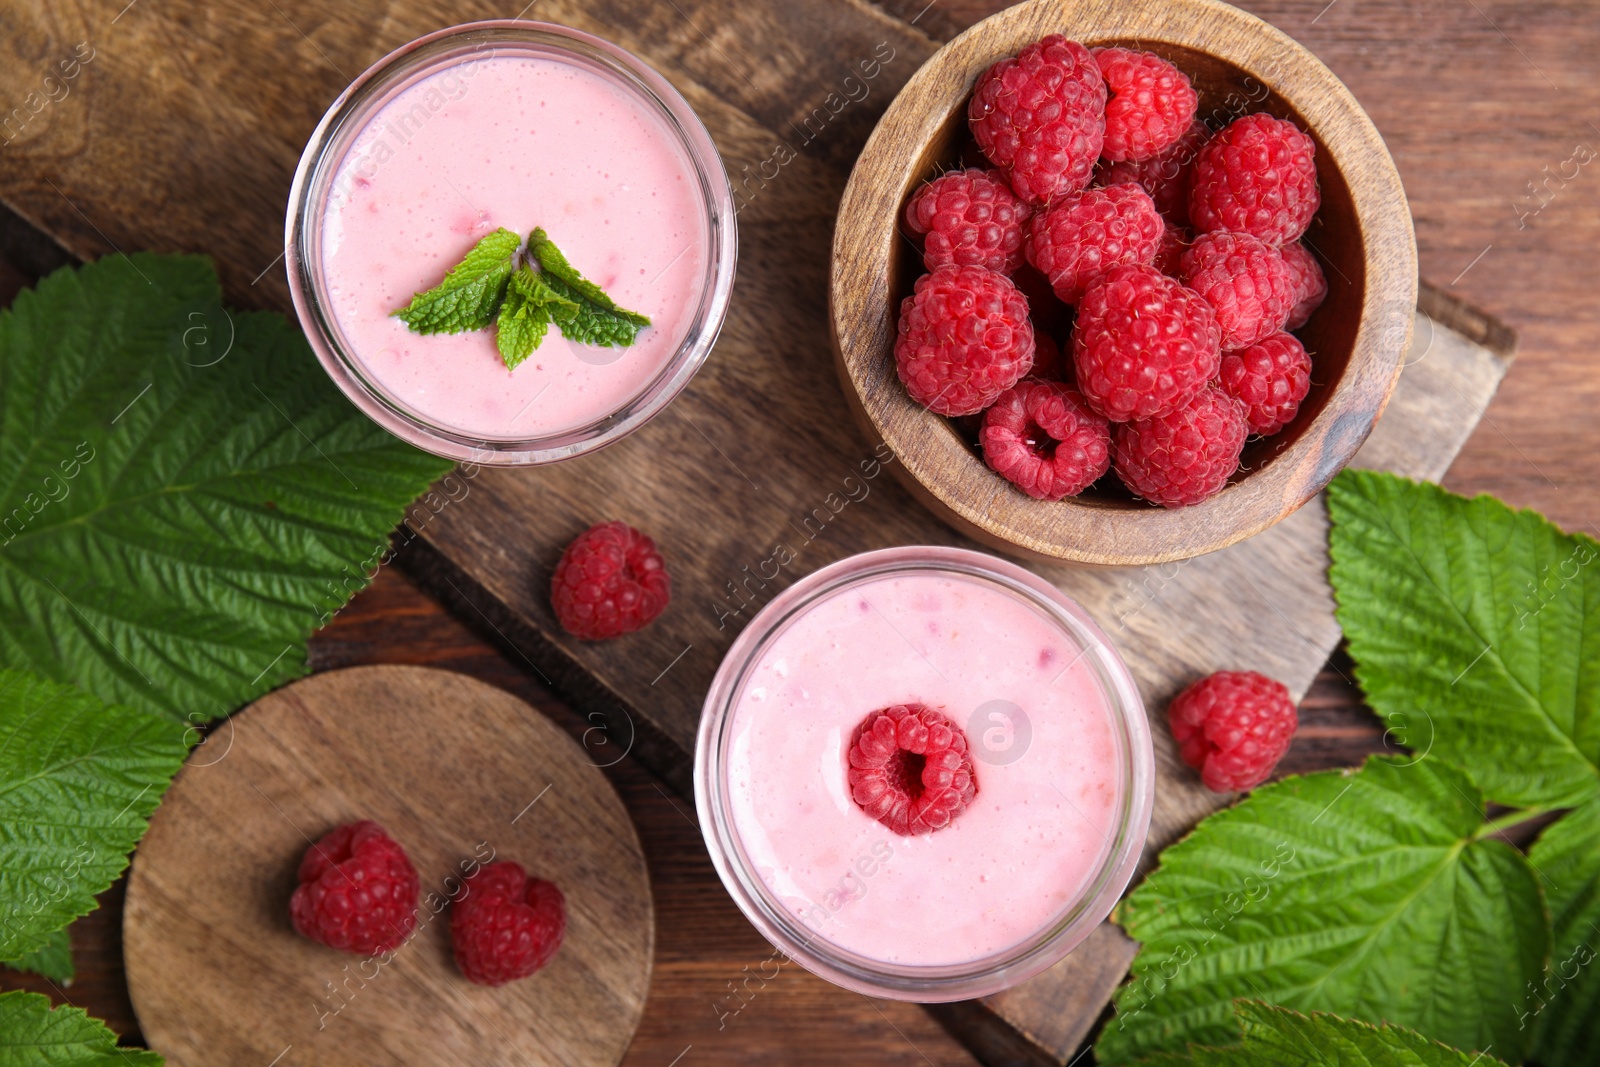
[[1328, 469, 1600, 808], [1, 929, 72, 984], [1097, 756, 1547, 1064], [494, 266, 576, 370], [1527, 797, 1600, 1065], [0, 254, 452, 724], [393, 227, 520, 334], [529, 227, 651, 348], [0, 671, 185, 962], [1138, 1001, 1511, 1066], [0, 990, 162, 1065]]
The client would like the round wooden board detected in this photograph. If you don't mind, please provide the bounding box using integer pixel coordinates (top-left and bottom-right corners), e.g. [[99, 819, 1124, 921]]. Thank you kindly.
[[124, 665, 653, 1067]]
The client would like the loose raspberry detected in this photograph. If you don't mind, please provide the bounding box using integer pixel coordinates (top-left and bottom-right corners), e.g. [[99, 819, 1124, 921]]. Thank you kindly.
[[1096, 119, 1210, 226], [1219, 332, 1312, 436], [551, 522, 670, 640], [894, 265, 1034, 416], [969, 36, 1107, 206], [290, 821, 419, 955], [1189, 113, 1320, 244], [904, 168, 1031, 273], [451, 861, 566, 986], [1280, 241, 1328, 330], [1168, 670, 1298, 792], [1073, 264, 1220, 422], [981, 379, 1111, 499], [848, 704, 978, 836], [1179, 231, 1296, 350], [1024, 183, 1163, 305], [1092, 48, 1199, 163], [1153, 223, 1191, 278], [1114, 386, 1246, 507]]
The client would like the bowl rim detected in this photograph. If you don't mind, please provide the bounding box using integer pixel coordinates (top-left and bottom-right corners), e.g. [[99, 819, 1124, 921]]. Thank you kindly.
[[829, 0, 1418, 565]]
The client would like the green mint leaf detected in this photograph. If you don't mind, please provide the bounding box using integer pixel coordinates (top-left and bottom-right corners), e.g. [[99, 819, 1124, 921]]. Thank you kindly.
[[1138, 1001, 1512, 1066], [1328, 469, 1600, 808], [1, 928, 73, 983], [528, 228, 651, 348], [0, 254, 452, 724], [494, 266, 576, 370], [1527, 798, 1600, 1065], [393, 227, 520, 334], [0, 990, 162, 1065], [1097, 756, 1546, 1065], [0, 671, 185, 962]]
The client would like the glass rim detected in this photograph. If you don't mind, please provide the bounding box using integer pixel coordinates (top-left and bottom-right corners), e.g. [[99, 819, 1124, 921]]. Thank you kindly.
[[284, 19, 737, 465], [694, 545, 1156, 1001]]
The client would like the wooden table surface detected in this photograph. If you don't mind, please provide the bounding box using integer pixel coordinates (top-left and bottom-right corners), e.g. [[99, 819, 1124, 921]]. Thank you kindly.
[[2, 0, 1597, 1062]]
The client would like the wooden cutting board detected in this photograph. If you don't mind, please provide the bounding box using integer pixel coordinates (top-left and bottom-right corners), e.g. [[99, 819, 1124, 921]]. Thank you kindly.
[[122, 665, 653, 1067], [0, 0, 1513, 1062]]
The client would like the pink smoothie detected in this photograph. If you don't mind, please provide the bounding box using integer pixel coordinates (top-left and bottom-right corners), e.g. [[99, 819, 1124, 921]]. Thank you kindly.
[[320, 51, 710, 439], [725, 570, 1123, 967]]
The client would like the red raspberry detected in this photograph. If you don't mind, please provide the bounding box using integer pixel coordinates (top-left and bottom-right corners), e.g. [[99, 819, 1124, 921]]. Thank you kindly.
[[551, 522, 670, 640], [1024, 183, 1163, 305], [1031, 330, 1068, 380], [1073, 264, 1220, 422], [1114, 386, 1246, 507], [1153, 223, 1191, 277], [1179, 231, 1296, 350], [1219, 332, 1312, 436], [1189, 113, 1320, 244], [894, 265, 1034, 416], [1280, 241, 1328, 330], [848, 704, 978, 836], [1096, 119, 1210, 226], [290, 821, 419, 955], [981, 379, 1111, 499], [1092, 48, 1199, 163], [969, 36, 1107, 206], [904, 168, 1030, 273], [451, 861, 566, 986], [1168, 670, 1298, 792]]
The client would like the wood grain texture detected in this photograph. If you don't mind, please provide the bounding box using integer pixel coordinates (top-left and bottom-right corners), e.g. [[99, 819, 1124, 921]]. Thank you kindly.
[[832, 0, 1417, 565], [122, 666, 653, 1067], [0, 0, 1573, 1062]]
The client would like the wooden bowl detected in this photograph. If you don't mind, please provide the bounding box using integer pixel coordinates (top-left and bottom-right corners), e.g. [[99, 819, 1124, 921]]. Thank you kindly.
[[831, 0, 1417, 566]]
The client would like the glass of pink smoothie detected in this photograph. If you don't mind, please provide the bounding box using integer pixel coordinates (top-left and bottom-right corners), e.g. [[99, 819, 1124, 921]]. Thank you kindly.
[[286, 21, 736, 464], [696, 546, 1154, 1000]]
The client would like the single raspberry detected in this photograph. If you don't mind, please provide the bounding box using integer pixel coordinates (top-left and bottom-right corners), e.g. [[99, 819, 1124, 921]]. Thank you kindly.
[[1153, 223, 1191, 278], [981, 379, 1111, 499], [1092, 47, 1199, 163], [848, 704, 978, 836], [894, 265, 1034, 416], [1280, 240, 1328, 329], [451, 861, 566, 986], [551, 522, 670, 640], [1114, 386, 1246, 507], [1189, 113, 1320, 244], [969, 36, 1107, 206], [904, 168, 1031, 273], [1072, 264, 1220, 422], [1096, 119, 1210, 226], [1024, 183, 1164, 305], [1219, 332, 1312, 436], [1168, 670, 1298, 792], [1031, 330, 1068, 381], [290, 821, 419, 955], [1179, 231, 1296, 350]]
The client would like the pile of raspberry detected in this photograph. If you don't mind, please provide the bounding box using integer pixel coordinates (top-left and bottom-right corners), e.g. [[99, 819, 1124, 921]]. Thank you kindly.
[[896, 36, 1327, 507]]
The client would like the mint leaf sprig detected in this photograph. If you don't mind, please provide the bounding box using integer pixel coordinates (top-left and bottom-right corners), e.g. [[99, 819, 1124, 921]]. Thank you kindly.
[[392, 227, 653, 369]]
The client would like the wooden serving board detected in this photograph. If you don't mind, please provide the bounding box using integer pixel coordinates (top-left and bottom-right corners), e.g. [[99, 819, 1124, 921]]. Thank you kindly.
[[0, 0, 1514, 1062], [123, 665, 653, 1067]]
